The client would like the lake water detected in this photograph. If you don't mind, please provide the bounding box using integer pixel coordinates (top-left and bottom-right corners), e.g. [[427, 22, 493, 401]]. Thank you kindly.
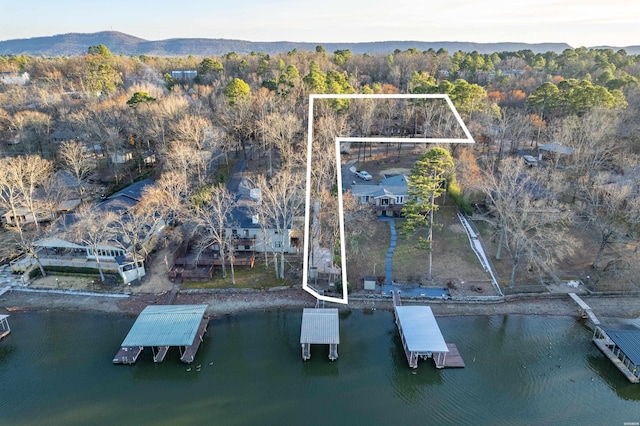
[[1, 309, 639, 425]]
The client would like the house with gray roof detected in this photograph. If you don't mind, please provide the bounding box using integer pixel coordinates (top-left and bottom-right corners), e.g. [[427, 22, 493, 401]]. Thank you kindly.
[[351, 174, 409, 217]]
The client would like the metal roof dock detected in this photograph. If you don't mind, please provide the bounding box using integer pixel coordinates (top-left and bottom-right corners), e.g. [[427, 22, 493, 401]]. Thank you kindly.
[[113, 305, 209, 364], [392, 291, 464, 369], [300, 308, 339, 361]]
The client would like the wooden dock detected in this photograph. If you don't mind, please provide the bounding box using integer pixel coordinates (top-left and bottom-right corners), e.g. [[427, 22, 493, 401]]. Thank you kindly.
[[113, 346, 144, 364], [153, 346, 170, 363], [435, 344, 466, 368], [180, 317, 209, 364], [568, 293, 600, 325]]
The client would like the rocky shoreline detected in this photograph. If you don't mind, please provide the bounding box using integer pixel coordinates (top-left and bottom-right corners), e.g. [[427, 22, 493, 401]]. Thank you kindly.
[[2, 286, 640, 321]]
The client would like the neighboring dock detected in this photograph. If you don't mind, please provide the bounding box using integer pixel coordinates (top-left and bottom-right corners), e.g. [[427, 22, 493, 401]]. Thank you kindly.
[[300, 308, 339, 361], [113, 305, 209, 365], [392, 291, 464, 369], [0, 314, 10, 341], [569, 293, 639, 384]]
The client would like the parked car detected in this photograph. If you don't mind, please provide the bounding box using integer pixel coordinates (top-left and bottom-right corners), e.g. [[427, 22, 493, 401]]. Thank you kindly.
[[355, 170, 372, 181]]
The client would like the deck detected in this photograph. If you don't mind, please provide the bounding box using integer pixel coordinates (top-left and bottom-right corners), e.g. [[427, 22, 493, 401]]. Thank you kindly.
[[181, 317, 209, 364], [435, 344, 466, 368], [113, 346, 144, 364]]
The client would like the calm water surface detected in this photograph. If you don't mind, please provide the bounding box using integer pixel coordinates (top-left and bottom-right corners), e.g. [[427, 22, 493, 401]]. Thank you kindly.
[[1, 309, 639, 425]]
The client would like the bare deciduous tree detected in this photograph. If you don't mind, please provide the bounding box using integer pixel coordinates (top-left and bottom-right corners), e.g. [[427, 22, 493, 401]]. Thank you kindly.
[[72, 205, 118, 282], [480, 157, 574, 287], [58, 140, 94, 201], [251, 169, 305, 279], [190, 185, 236, 279]]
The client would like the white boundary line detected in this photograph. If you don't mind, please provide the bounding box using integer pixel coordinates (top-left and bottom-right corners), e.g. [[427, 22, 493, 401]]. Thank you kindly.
[[304, 94, 475, 304]]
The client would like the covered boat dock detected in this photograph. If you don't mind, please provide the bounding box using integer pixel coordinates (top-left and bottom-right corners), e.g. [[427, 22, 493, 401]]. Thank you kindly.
[[392, 291, 464, 369], [0, 314, 10, 340], [300, 308, 339, 361], [593, 325, 640, 384], [113, 305, 209, 365]]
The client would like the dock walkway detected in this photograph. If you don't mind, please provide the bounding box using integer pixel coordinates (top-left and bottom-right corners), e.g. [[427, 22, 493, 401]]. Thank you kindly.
[[181, 317, 209, 363]]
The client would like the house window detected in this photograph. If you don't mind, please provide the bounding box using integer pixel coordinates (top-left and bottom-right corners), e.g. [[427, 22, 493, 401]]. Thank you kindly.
[[396, 196, 404, 204], [380, 198, 390, 206], [361, 195, 370, 203], [245, 245, 251, 250], [232, 229, 238, 236], [243, 229, 249, 237], [275, 241, 282, 248]]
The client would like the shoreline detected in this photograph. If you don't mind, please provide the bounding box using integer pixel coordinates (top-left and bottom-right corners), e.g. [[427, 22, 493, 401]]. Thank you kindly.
[[2, 287, 640, 320]]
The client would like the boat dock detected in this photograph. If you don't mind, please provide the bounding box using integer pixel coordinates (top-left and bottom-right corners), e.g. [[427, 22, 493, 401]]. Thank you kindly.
[[300, 308, 339, 361], [0, 314, 10, 341], [113, 305, 209, 365], [569, 293, 639, 384], [392, 291, 464, 369]]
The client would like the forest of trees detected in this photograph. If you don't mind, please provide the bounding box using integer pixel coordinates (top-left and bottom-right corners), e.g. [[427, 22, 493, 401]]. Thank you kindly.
[[1, 43, 640, 289]]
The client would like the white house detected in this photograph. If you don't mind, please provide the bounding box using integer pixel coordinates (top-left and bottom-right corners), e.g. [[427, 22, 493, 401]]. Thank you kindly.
[[10, 180, 163, 285], [0, 72, 29, 85]]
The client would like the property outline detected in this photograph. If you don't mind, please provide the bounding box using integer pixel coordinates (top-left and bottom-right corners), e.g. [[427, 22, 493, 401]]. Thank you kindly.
[[304, 93, 475, 304]]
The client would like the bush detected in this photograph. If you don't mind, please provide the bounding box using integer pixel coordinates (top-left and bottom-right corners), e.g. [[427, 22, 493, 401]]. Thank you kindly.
[[448, 179, 472, 215]]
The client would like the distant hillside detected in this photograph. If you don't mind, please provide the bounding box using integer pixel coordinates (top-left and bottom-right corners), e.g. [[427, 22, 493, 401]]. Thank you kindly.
[[1, 31, 638, 57]]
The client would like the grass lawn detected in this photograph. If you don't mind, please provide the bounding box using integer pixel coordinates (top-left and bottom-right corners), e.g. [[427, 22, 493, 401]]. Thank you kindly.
[[181, 265, 293, 290], [345, 220, 389, 287], [393, 204, 489, 284]]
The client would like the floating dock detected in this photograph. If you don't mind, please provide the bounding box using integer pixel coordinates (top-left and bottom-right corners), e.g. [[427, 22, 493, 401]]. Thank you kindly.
[[593, 326, 640, 384], [113, 305, 209, 365], [0, 314, 10, 341], [300, 308, 339, 361], [392, 291, 464, 369], [569, 293, 639, 384]]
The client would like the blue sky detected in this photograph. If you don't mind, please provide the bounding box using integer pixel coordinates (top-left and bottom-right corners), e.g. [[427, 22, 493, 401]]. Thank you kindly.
[[2, 0, 639, 47]]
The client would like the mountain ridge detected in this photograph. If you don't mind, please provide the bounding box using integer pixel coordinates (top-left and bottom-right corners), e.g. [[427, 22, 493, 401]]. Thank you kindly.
[[1, 31, 639, 56]]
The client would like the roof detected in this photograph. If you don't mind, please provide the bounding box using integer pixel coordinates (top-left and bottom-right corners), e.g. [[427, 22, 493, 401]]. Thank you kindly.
[[395, 306, 449, 353], [121, 305, 208, 347], [33, 237, 84, 249], [601, 325, 640, 366], [351, 174, 408, 199], [109, 179, 155, 202], [300, 308, 340, 344], [538, 141, 575, 155]]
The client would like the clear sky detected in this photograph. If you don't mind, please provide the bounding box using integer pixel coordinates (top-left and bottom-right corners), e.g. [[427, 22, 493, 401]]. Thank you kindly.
[[2, 0, 639, 47]]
